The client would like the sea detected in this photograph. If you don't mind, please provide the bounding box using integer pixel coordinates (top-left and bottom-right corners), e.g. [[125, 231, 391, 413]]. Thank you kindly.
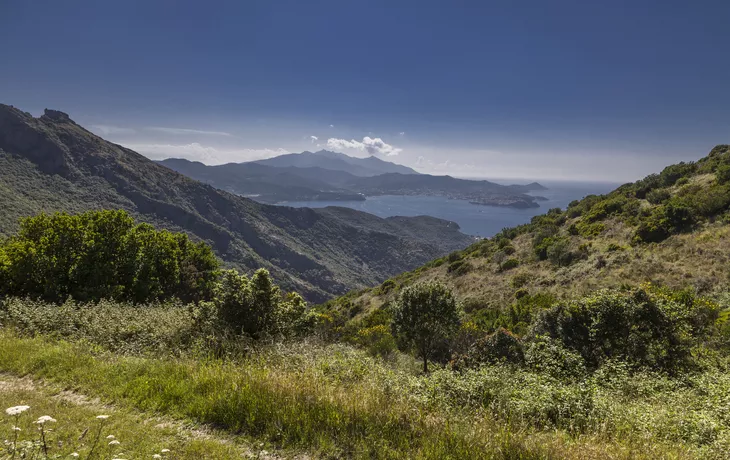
[[277, 179, 623, 238]]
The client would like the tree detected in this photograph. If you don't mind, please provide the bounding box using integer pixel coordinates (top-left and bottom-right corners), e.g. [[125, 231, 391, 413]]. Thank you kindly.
[[391, 282, 462, 373], [0, 210, 219, 303]]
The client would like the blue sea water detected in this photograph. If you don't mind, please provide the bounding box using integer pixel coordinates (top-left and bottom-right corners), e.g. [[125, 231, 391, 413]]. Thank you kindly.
[[277, 179, 623, 237]]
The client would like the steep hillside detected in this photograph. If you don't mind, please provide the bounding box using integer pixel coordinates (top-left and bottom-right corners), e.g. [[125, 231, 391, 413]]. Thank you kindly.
[[255, 150, 419, 176], [330, 145, 730, 325], [0, 105, 473, 302]]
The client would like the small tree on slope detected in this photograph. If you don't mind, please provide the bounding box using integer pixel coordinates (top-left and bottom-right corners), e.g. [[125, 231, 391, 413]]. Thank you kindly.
[[392, 282, 462, 373]]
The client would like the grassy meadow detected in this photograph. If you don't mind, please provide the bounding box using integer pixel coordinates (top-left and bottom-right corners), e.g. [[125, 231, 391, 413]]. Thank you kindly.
[[2, 298, 730, 459]]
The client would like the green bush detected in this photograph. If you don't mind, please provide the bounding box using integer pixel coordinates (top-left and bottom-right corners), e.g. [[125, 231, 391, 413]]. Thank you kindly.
[[646, 188, 671, 204], [659, 161, 697, 187], [0, 210, 219, 304], [576, 221, 605, 238], [606, 243, 623, 252], [524, 336, 586, 379], [634, 204, 695, 243], [717, 164, 730, 184], [510, 272, 531, 288], [530, 286, 719, 371], [447, 259, 470, 276], [499, 258, 519, 271], [451, 328, 525, 369]]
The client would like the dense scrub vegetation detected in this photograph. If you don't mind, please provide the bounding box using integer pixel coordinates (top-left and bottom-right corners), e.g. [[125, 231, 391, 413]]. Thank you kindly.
[[0, 210, 313, 341], [328, 145, 730, 348], [0, 210, 219, 303]]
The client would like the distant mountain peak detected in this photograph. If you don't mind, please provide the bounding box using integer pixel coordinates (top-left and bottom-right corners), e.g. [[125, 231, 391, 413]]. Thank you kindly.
[[255, 149, 419, 176]]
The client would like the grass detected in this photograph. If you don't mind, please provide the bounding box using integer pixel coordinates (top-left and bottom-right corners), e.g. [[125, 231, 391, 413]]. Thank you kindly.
[[0, 374, 254, 459], [0, 329, 717, 459]]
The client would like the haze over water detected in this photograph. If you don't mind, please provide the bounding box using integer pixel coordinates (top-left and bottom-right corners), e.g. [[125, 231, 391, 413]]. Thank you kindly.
[[279, 179, 622, 237]]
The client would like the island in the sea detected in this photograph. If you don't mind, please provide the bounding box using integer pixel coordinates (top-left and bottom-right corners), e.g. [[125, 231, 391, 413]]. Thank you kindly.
[[159, 150, 546, 209]]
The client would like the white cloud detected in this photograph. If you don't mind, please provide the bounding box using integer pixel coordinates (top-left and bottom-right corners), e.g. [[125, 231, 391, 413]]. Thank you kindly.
[[329, 124, 334, 128], [90, 125, 136, 135], [399, 132, 405, 136], [310, 135, 318, 143], [145, 127, 232, 136], [123, 142, 289, 164], [326, 136, 402, 156]]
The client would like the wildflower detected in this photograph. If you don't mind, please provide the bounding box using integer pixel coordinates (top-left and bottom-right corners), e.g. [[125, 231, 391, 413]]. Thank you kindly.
[[160, 449, 170, 453], [96, 415, 110, 420], [109, 439, 121, 445], [153, 455, 162, 459], [70, 454, 80, 458], [35, 415, 57, 424], [5, 406, 30, 416], [107, 435, 116, 439], [11, 426, 21, 431]]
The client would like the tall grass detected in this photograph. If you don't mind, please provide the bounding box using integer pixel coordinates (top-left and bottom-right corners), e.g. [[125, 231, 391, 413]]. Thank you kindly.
[[0, 330, 709, 459]]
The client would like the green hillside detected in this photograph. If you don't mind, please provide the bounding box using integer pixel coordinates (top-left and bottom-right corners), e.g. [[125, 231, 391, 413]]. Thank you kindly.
[[0, 104, 473, 302], [326, 145, 730, 329]]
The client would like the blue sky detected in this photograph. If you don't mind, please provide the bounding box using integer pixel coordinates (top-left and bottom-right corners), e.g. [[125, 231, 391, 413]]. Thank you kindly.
[[2, 0, 729, 180]]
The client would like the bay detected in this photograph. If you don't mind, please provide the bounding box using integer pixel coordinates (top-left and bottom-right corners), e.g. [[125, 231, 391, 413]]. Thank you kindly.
[[277, 179, 623, 237]]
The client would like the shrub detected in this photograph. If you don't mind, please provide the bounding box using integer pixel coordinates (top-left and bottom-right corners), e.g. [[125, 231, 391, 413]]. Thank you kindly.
[[646, 188, 671, 204], [577, 221, 605, 238], [717, 164, 730, 184], [215, 268, 310, 338], [524, 336, 586, 379], [583, 196, 629, 223], [499, 258, 519, 271], [606, 243, 623, 252], [451, 328, 525, 370], [510, 272, 531, 289], [514, 288, 529, 300], [530, 286, 719, 371], [659, 161, 697, 187], [634, 204, 695, 243], [546, 238, 573, 266], [448, 259, 470, 276], [356, 324, 397, 357], [379, 279, 397, 295]]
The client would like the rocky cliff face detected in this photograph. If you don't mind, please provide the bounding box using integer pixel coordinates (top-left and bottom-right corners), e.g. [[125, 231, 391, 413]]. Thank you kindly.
[[0, 104, 473, 301]]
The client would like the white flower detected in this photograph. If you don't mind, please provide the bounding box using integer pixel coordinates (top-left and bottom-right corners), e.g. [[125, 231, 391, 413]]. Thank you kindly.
[[153, 455, 162, 459], [96, 415, 109, 420], [5, 406, 30, 416], [160, 449, 170, 453], [106, 435, 116, 439], [70, 454, 80, 458], [11, 426, 21, 432], [109, 439, 121, 445], [35, 415, 57, 424]]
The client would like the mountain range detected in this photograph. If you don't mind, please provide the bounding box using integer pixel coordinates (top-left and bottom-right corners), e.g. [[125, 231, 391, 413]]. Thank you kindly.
[[0, 105, 474, 302], [159, 154, 545, 208], [255, 150, 420, 176]]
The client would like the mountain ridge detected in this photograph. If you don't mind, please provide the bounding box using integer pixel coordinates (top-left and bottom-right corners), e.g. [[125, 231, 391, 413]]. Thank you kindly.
[[0, 104, 473, 302], [161, 157, 543, 208]]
